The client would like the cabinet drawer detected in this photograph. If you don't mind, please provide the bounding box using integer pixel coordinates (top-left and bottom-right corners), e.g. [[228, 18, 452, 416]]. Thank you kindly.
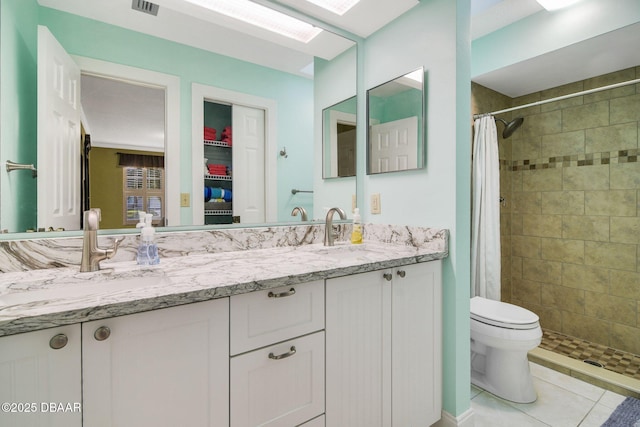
[[230, 280, 324, 355], [230, 331, 325, 427]]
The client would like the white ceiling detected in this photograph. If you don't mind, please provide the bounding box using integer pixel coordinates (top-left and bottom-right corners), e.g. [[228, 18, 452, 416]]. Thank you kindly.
[[470, 0, 640, 97], [81, 75, 165, 152]]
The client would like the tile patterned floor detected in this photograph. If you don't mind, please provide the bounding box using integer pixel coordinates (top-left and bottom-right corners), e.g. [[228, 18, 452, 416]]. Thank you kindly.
[[539, 329, 640, 381], [471, 362, 626, 427]]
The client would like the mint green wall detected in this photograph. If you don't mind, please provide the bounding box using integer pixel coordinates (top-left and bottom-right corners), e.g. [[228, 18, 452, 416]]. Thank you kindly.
[[37, 6, 314, 225], [314, 45, 357, 219], [362, 0, 471, 418], [0, 0, 38, 232]]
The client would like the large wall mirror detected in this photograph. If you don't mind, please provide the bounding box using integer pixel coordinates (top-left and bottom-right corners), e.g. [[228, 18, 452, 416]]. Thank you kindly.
[[0, 0, 356, 237], [367, 67, 425, 174]]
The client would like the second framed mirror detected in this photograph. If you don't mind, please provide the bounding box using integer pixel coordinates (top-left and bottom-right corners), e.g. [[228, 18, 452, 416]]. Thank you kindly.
[[367, 68, 425, 174]]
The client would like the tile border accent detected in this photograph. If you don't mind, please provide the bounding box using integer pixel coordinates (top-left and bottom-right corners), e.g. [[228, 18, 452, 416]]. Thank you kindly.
[[505, 149, 639, 171]]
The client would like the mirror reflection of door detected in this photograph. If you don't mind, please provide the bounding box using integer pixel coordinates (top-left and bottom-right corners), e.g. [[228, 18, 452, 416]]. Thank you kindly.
[[37, 26, 82, 231], [81, 74, 166, 229], [367, 68, 424, 175]]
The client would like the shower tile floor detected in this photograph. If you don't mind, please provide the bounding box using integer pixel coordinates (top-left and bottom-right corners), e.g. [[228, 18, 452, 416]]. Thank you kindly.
[[539, 329, 640, 381], [471, 362, 626, 427]]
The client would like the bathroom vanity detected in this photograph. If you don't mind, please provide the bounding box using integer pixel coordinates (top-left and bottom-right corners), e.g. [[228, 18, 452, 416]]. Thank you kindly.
[[0, 224, 447, 427]]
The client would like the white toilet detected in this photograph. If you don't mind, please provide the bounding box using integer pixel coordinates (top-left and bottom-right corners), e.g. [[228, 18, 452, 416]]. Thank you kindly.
[[470, 296, 542, 403]]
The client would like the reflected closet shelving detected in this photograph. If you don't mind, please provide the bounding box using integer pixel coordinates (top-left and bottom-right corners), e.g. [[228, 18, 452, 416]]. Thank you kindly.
[[204, 101, 233, 224]]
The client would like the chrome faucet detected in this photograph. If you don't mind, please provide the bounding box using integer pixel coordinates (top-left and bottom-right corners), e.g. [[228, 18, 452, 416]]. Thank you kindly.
[[291, 206, 308, 221], [80, 209, 122, 272], [324, 207, 346, 246]]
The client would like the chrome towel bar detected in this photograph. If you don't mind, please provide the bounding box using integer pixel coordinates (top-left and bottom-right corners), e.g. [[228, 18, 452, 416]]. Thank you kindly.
[[291, 189, 313, 195], [6, 160, 37, 178]]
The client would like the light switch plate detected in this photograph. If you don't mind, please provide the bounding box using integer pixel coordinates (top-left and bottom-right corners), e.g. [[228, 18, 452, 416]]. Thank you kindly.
[[180, 193, 190, 207], [352, 194, 357, 213], [371, 193, 381, 214]]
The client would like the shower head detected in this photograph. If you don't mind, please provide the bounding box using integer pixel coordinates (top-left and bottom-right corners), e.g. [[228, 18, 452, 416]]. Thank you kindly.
[[495, 117, 524, 139]]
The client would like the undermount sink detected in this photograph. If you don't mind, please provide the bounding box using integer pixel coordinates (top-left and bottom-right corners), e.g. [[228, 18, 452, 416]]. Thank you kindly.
[[0, 274, 170, 308]]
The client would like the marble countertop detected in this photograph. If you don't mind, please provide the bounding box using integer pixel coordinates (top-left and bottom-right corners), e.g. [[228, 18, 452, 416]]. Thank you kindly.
[[0, 239, 447, 337]]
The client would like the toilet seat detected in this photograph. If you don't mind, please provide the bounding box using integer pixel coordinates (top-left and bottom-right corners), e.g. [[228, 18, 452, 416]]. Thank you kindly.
[[471, 296, 539, 330]]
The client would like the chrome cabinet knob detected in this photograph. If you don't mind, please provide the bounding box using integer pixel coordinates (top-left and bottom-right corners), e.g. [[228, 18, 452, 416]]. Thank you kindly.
[[94, 326, 111, 341], [383, 273, 393, 281], [396, 270, 406, 278], [49, 333, 68, 350]]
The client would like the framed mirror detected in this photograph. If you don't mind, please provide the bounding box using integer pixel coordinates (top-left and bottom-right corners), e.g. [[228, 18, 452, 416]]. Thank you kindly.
[[366, 67, 425, 174], [322, 96, 356, 178]]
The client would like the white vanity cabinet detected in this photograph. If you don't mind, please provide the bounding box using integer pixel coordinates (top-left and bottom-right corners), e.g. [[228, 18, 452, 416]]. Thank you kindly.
[[229, 281, 325, 427], [325, 261, 442, 427], [0, 325, 82, 427], [82, 298, 229, 427]]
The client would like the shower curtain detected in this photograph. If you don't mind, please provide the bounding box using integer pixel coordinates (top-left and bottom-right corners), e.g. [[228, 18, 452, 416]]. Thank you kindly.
[[471, 116, 501, 301]]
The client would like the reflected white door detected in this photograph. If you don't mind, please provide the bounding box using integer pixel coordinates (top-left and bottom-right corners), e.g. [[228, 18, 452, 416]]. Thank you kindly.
[[369, 116, 418, 173], [232, 105, 265, 223], [37, 26, 81, 230]]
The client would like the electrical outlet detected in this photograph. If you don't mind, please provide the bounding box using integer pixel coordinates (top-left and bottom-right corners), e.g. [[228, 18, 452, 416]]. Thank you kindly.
[[180, 193, 190, 207], [371, 193, 381, 214]]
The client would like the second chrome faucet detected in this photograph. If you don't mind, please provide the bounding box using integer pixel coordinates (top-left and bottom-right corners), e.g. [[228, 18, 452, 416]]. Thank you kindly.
[[324, 207, 346, 246]]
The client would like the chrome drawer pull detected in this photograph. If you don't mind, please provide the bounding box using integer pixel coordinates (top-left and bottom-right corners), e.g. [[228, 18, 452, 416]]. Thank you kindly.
[[49, 333, 68, 350], [268, 288, 296, 298], [269, 346, 296, 360]]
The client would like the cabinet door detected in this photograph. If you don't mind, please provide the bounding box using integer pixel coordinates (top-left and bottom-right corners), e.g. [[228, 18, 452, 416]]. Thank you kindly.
[[230, 331, 324, 427], [0, 325, 82, 427], [391, 261, 442, 427], [299, 414, 324, 426], [325, 271, 391, 427], [326, 261, 443, 427], [82, 298, 229, 427]]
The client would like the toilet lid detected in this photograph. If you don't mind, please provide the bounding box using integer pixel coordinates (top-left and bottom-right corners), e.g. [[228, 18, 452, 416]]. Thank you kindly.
[[470, 297, 539, 329]]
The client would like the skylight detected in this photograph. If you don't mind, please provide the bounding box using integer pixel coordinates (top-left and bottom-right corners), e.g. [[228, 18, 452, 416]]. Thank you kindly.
[[536, 0, 583, 11], [305, 0, 360, 15], [183, 0, 322, 43]]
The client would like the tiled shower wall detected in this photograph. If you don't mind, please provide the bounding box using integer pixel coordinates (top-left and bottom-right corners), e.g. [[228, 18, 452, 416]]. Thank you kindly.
[[471, 66, 640, 356]]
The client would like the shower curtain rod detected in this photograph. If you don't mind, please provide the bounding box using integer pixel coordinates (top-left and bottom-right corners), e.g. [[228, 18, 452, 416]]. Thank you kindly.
[[473, 78, 640, 119]]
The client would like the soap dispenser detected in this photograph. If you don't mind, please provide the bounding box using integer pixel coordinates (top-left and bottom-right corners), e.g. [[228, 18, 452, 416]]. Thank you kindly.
[[137, 213, 160, 265], [350, 208, 363, 244]]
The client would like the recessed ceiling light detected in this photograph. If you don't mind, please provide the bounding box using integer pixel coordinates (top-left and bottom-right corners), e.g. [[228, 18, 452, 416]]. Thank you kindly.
[[305, 0, 360, 15], [536, 0, 583, 11], [183, 0, 322, 43]]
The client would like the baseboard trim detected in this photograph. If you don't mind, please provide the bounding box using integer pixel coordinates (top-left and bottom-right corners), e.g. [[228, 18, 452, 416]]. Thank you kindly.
[[432, 408, 475, 427]]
